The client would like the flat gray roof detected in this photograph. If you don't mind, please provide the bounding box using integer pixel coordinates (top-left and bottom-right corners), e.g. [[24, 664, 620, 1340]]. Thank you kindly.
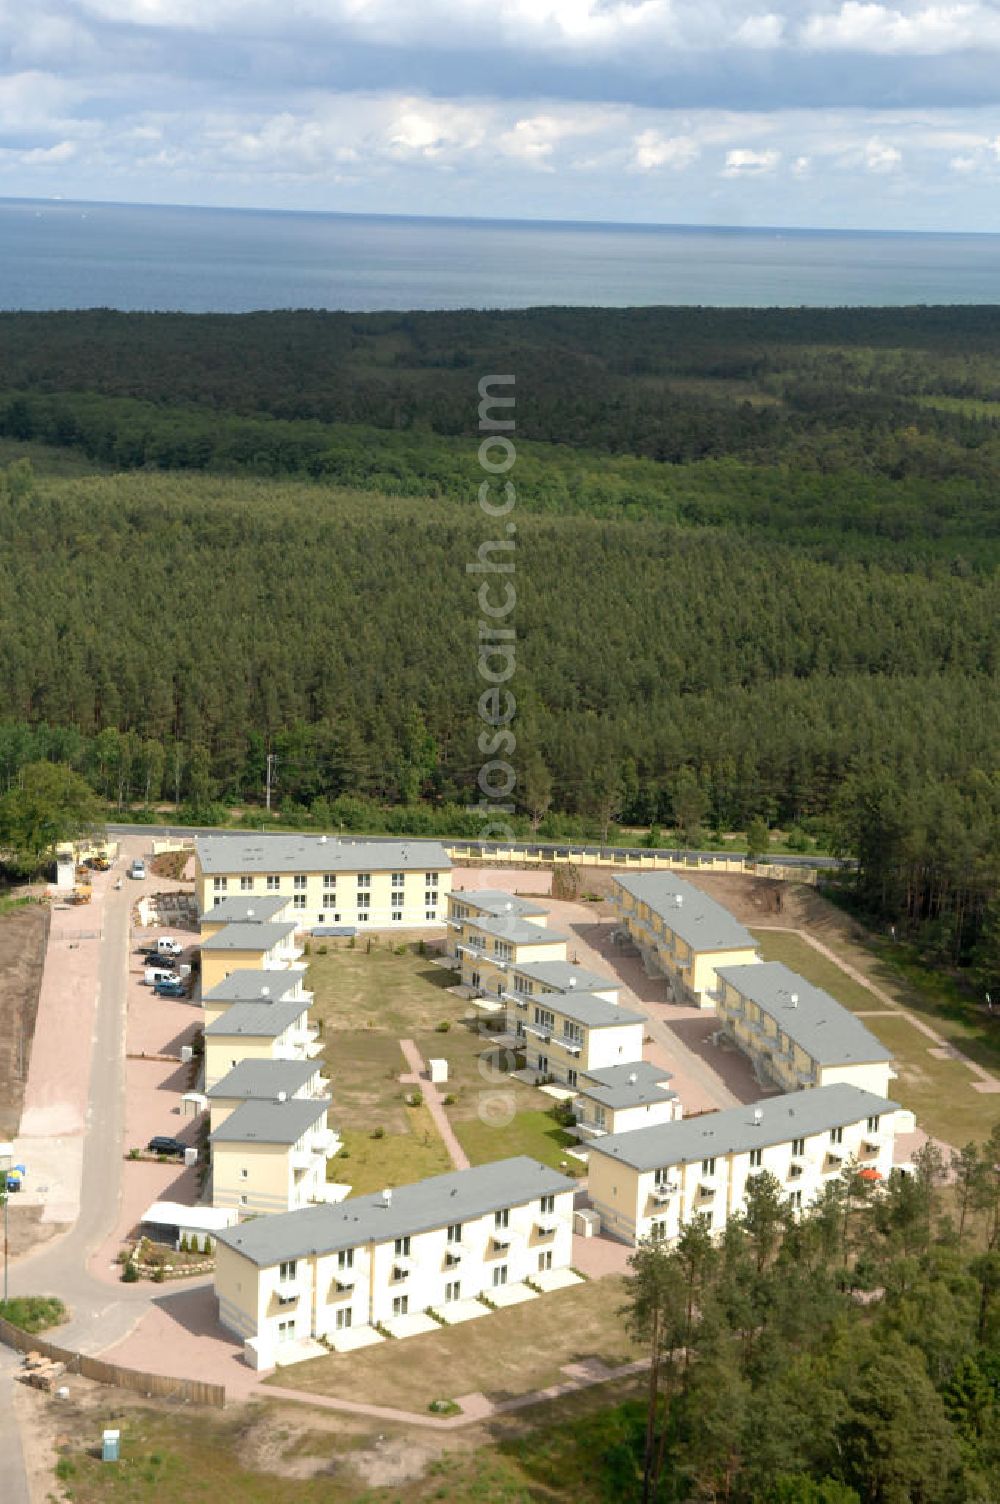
[[200, 895, 290, 926], [209, 1096, 331, 1146], [202, 968, 307, 1004], [203, 998, 307, 1038], [510, 960, 620, 995], [589, 1084, 899, 1171], [716, 961, 893, 1066], [196, 834, 451, 876], [466, 914, 568, 946], [201, 922, 297, 952], [578, 1061, 676, 1109], [614, 873, 757, 952], [206, 1059, 321, 1101], [215, 1156, 576, 1267], [449, 890, 548, 918], [529, 992, 645, 1030]]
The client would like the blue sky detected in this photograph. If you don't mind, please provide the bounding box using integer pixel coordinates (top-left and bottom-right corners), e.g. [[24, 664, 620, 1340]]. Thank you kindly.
[[2, 1, 1000, 229]]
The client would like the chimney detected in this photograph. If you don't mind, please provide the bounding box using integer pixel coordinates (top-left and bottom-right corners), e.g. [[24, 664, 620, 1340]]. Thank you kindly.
[[277, 1090, 287, 1103], [753, 1107, 763, 1125], [628, 1072, 638, 1085], [247, 908, 254, 918], [320, 834, 327, 843], [790, 992, 799, 1008], [382, 1187, 393, 1207], [675, 894, 683, 908], [260, 985, 270, 998], [568, 977, 577, 988]]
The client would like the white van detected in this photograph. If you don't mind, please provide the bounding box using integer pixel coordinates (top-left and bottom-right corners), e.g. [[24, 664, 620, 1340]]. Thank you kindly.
[[130, 859, 146, 880], [144, 965, 180, 987], [152, 937, 183, 958]]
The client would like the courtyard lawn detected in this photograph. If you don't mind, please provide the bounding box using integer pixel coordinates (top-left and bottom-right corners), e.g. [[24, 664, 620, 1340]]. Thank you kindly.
[[306, 939, 457, 1036], [454, 1107, 581, 1175], [862, 1013, 999, 1149], [750, 930, 878, 1012], [333, 1105, 453, 1197], [266, 1277, 642, 1412]]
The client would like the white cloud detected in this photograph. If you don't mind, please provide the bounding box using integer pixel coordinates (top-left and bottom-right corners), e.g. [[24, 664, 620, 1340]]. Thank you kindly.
[[791, 153, 811, 175], [722, 146, 780, 175], [949, 153, 978, 172], [498, 113, 597, 168], [864, 136, 902, 171], [800, 2, 1000, 55], [630, 129, 699, 171], [735, 11, 785, 46]]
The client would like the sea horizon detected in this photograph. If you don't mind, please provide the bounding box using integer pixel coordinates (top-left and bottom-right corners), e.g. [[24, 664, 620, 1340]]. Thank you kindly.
[[2, 194, 999, 312]]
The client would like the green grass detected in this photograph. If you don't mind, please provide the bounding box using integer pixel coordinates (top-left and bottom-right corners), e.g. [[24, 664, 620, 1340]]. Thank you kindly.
[[0, 1295, 67, 1333], [454, 1107, 580, 1174], [861, 1014, 1000, 1148], [334, 1107, 453, 1197], [750, 930, 880, 1012]]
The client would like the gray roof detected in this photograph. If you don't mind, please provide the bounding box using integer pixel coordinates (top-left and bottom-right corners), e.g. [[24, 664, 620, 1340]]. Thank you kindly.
[[206, 1059, 322, 1101], [716, 962, 893, 1067], [209, 1095, 331, 1146], [578, 1061, 676, 1109], [450, 890, 548, 919], [528, 991, 645, 1030], [200, 895, 290, 926], [466, 914, 568, 946], [614, 873, 757, 952], [200, 922, 297, 952], [215, 1156, 575, 1267], [202, 968, 307, 1004], [510, 960, 620, 996], [589, 1084, 899, 1171], [196, 834, 451, 876], [203, 998, 308, 1038]]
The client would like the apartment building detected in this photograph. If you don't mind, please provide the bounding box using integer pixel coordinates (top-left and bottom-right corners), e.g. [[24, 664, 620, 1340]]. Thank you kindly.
[[611, 873, 760, 1008], [572, 1062, 680, 1140], [203, 998, 320, 1089], [210, 1095, 340, 1218], [195, 834, 452, 930], [200, 922, 302, 992], [445, 889, 549, 958], [499, 989, 647, 1089], [587, 1083, 904, 1245], [200, 893, 292, 939], [505, 959, 621, 1006], [214, 1156, 576, 1368], [206, 1059, 330, 1131], [457, 915, 569, 1001], [201, 967, 311, 1030], [715, 962, 895, 1097]]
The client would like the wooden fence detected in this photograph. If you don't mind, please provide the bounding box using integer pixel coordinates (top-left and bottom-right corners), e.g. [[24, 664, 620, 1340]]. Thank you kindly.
[[0, 1316, 226, 1408]]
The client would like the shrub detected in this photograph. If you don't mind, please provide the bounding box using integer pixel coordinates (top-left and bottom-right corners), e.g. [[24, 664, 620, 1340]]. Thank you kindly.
[[434, 1020, 451, 1033], [442, 1093, 456, 1106], [302, 939, 312, 957], [0, 1296, 67, 1333], [55, 1457, 76, 1481], [370, 1126, 385, 1139], [405, 1091, 423, 1108], [128, 1147, 140, 1160], [318, 944, 328, 955], [201, 1235, 212, 1254], [179, 1233, 189, 1253], [151, 1264, 166, 1283], [121, 1262, 140, 1283]]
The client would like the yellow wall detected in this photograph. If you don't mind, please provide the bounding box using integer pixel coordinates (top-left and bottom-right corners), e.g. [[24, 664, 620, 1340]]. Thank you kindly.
[[201, 947, 275, 991], [196, 858, 452, 929]]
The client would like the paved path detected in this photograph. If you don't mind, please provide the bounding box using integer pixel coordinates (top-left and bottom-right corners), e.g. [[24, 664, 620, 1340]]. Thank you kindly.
[[754, 925, 1000, 1094], [399, 1038, 470, 1170], [0, 1352, 30, 1504]]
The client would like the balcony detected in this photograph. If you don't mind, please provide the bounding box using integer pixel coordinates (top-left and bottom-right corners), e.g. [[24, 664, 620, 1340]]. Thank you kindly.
[[492, 1231, 512, 1249], [334, 1270, 356, 1290], [558, 1037, 583, 1057], [524, 1022, 552, 1043], [536, 1217, 559, 1236], [651, 1181, 678, 1203], [311, 1128, 342, 1158], [291, 1147, 318, 1171], [275, 1278, 299, 1302], [573, 1119, 607, 1138], [391, 1257, 412, 1281]]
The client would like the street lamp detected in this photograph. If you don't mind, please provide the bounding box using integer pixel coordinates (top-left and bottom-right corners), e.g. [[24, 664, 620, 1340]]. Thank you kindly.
[[1, 1182, 8, 1307]]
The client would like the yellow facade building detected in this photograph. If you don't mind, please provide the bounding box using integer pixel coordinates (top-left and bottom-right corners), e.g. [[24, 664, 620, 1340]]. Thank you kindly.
[[209, 1094, 341, 1218], [203, 997, 320, 1089], [611, 873, 760, 1009], [200, 921, 302, 992]]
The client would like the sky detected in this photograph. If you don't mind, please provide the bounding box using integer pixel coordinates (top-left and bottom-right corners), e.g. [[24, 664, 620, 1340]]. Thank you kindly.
[[2, 1, 1000, 230]]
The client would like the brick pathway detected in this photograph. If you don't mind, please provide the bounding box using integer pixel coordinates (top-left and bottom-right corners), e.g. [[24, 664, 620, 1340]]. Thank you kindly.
[[399, 1038, 470, 1170]]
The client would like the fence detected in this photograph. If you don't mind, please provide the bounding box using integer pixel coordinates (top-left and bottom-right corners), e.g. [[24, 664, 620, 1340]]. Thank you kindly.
[[445, 840, 839, 884], [0, 1316, 226, 1408]]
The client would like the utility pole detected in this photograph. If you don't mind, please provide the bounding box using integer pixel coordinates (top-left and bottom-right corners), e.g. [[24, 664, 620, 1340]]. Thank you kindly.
[[265, 753, 277, 813], [1, 1184, 8, 1305]]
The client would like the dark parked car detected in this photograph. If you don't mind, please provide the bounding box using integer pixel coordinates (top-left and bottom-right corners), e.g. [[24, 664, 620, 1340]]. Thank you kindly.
[[147, 1136, 187, 1158], [153, 980, 188, 999]]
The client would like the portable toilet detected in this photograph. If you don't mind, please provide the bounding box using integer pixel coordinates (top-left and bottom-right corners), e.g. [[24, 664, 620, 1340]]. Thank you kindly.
[[102, 1429, 121, 1463], [429, 1058, 448, 1085]]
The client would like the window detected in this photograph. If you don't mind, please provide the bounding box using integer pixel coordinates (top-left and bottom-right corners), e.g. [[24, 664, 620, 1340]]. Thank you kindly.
[[425, 910, 437, 921], [426, 872, 439, 887], [335, 1308, 352, 1330], [470, 969, 480, 990], [492, 1265, 508, 1288], [493, 940, 513, 963], [240, 876, 254, 892], [277, 1319, 295, 1342], [650, 1220, 668, 1242], [357, 893, 370, 911], [266, 875, 280, 891], [447, 1223, 462, 1244], [788, 1190, 803, 1212], [357, 873, 371, 889], [595, 1106, 607, 1130], [540, 1195, 555, 1216], [213, 876, 227, 892], [392, 1295, 409, 1317], [338, 1249, 354, 1270], [391, 872, 405, 889], [538, 1250, 553, 1271], [293, 875, 307, 891], [563, 1021, 584, 1046], [697, 1210, 714, 1231], [791, 1138, 805, 1157], [240, 1168, 248, 1180], [293, 894, 307, 910], [394, 1236, 411, 1256], [867, 1115, 880, 1133], [239, 1193, 248, 1206], [494, 1209, 509, 1230], [445, 1281, 461, 1302], [749, 1148, 763, 1168], [567, 1068, 578, 1088], [391, 910, 403, 923], [701, 1157, 716, 1177], [425, 893, 437, 909], [533, 1007, 555, 1032], [279, 1260, 297, 1281], [830, 1126, 844, 1145], [323, 873, 337, 889]]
